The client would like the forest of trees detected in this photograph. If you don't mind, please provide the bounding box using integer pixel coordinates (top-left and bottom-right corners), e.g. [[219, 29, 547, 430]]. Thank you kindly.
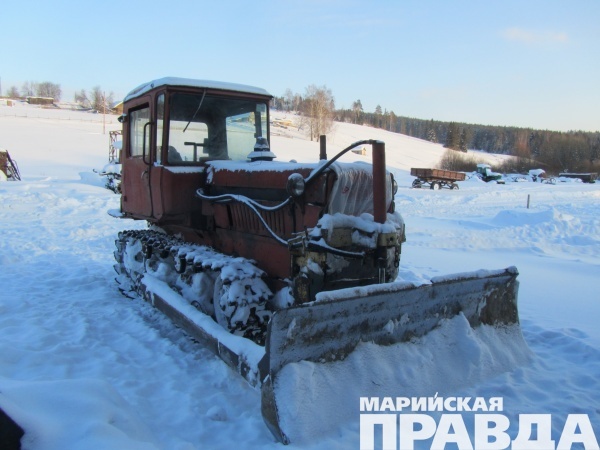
[[336, 109, 600, 174], [274, 90, 599, 175]]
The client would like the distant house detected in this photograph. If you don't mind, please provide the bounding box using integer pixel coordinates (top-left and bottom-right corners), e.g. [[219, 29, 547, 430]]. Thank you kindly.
[[528, 169, 546, 182], [112, 101, 123, 114], [271, 118, 294, 128], [352, 146, 367, 156], [26, 96, 54, 105]]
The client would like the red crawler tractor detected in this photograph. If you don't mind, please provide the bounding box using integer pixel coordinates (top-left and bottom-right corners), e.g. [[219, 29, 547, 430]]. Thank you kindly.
[[112, 77, 522, 443]]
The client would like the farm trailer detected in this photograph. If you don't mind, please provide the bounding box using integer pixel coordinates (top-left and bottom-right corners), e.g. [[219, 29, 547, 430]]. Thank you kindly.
[[410, 168, 465, 190]]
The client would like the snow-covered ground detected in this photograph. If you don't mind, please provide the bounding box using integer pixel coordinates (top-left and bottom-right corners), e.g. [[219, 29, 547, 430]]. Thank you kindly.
[[0, 103, 599, 449]]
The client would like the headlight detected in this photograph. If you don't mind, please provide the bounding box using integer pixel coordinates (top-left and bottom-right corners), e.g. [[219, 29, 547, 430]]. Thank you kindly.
[[286, 173, 305, 197], [392, 176, 398, 195]]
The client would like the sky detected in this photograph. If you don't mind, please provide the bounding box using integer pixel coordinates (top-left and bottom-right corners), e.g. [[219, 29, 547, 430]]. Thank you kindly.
[[1, 0, 599, 132]]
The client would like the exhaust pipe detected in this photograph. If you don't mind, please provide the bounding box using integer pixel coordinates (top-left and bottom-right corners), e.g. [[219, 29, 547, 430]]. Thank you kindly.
[[372, 140, 386, 224]]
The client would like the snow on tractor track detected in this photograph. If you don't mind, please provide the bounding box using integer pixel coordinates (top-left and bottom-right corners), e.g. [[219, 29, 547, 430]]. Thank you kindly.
[[0, 108, 599, 449]]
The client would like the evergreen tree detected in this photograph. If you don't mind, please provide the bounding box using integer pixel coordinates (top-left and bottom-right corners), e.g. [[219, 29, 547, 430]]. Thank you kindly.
[[426, 119, 437, 143], [444, 122, 460, 150], [352, 99, 363, 124], [374, 105, 383, 128], [459, 128, 468, 152]]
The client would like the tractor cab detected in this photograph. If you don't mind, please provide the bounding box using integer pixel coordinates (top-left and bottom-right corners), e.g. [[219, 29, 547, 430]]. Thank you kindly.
[[119, 78, 272, 223]]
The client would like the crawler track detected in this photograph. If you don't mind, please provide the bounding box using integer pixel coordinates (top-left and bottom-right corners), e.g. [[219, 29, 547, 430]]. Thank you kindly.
[[114, 229, 272, 345]]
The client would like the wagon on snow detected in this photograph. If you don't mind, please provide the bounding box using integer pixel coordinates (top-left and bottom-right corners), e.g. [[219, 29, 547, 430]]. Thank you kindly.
[[558, 172, 597, 184], [410, 168, 465, 190]]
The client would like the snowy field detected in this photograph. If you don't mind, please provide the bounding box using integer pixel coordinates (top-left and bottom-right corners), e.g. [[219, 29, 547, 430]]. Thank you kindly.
[[0, 103, 599, 449]]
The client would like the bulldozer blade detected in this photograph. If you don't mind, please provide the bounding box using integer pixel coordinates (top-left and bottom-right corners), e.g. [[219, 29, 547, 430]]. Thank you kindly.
[[134, 267, 520, 444], [261, 266, 520, 443], [137, 274, 268, 388]]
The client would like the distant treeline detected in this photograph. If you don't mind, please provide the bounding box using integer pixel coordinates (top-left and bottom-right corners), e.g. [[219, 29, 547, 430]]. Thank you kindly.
[[272, 91, 598, 174], [335, 109, 600, 174]]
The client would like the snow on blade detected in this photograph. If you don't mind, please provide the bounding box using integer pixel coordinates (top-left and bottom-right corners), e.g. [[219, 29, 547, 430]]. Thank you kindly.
[[273, 314, 532, 444], [430, 266, 518, 284]]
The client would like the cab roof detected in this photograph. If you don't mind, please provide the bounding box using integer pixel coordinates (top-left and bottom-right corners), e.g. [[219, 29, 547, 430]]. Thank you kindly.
[[124, 77, 272, 103]]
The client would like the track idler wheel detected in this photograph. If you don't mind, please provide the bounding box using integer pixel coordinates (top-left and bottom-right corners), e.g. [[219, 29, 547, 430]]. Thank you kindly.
[[213, 277, 270, 344]]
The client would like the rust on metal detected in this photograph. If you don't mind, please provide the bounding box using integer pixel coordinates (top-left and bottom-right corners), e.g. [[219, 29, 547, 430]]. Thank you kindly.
[[0, 149, 21, 181]]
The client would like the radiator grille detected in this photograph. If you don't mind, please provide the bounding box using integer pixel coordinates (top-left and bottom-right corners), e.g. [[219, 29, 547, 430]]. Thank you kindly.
[[228, 203, 289, 237]]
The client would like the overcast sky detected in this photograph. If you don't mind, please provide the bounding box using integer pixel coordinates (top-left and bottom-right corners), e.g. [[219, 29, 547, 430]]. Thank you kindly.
[[2, 0, 598, 132]]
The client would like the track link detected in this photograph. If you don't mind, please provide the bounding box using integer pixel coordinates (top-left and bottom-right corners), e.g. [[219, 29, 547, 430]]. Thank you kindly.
[[114, 229, 272, 345]]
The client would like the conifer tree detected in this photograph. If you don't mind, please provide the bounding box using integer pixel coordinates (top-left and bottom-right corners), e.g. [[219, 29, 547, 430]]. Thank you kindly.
[[427, 119, 437, 143], [459, 128, 468, 152], [444, 122, 460, 150]]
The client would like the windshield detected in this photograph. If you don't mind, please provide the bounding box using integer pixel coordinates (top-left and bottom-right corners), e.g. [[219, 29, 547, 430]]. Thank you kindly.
[[166, 92, 269, 164]]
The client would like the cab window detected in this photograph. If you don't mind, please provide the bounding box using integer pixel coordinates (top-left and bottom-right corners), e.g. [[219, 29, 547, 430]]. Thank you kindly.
[[226, 103, 268, 161], [166, 92, 268, 164], [129, 106, 150, 157], [156, 94, 165, 163]]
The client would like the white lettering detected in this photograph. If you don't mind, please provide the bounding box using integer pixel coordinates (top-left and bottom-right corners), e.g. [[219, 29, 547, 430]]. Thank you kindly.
[[399, 414, 436, 449], [380, 397, 395, 412], [396, 397, 410, 411], [428, 393, 443, 411], [472, 397, 489, 411], [474, 414, 511, 450], [360, 397, 379, 412], [557, 414, 600, 450], [360, 414, 397, 450], [412, 397, 426, 411], [512, 414, 555, 450], [431, 414, 473, 450], [457, 397, 472, 411], [489, 397, 503, 412], [444, 397, 457, 411], [359, 399, 597, 450]]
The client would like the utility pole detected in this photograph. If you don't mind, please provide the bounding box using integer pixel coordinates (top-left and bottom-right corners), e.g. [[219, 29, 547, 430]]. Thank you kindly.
[[103, 91, 106, 135]]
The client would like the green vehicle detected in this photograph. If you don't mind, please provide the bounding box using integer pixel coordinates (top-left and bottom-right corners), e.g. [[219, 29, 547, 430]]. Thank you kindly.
[[476, 163, 505, 184]]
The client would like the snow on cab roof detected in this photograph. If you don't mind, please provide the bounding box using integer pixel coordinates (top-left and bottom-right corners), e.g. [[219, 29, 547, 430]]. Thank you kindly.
[[124, 77, 272, 102]]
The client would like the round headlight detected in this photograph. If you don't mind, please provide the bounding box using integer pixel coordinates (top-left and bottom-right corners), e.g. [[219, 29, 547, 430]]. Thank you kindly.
[[287, 173, 305, 197], [392, 176, 398, 195]]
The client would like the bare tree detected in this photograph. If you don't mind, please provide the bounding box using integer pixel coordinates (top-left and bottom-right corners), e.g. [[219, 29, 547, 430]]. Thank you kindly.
[[352, 99, 363, 124], [7, 86, 20, 98], [90, 86, 114, 112], [90, 86, 103, 111], [389, 110, 397, 132], [284, 88, 294, 112], [36, 81, 61, 100], [74, 89, 90, 107], [300, 84, 335, 141], [21, 81, 37, 97]]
